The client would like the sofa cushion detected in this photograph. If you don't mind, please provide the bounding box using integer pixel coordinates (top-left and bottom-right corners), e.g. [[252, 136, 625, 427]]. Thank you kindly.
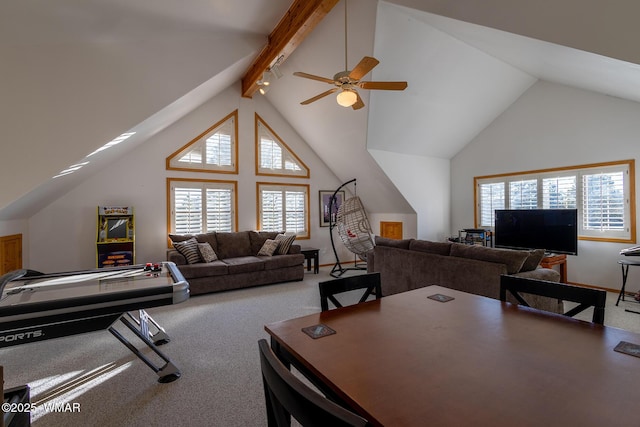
[[375, 236, 412, 249], [449, 244, 529, 274], [178, 260, 228, 279], [173, 238, 201, 264], [275, 234, 296, 255], [257, 239, 279, 256], [194, 232, 218, 253], [249, 231, 281, 255], [223, 256, 265, 274], [514, 267, 561, 282], [198, 242, 218, 262], [409, 240, 452, 256], [520, 249, 546, 272], [216, 232, 252, 259], [261, 253, 306, 270], [169, 233, 194, 244]]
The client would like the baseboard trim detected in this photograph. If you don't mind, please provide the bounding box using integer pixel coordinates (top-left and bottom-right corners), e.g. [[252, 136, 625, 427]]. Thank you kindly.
[[567, 281, 619, 294]]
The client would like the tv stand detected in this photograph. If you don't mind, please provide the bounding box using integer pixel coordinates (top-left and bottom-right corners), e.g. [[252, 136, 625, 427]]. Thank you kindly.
[[540, 253, 567, 283]]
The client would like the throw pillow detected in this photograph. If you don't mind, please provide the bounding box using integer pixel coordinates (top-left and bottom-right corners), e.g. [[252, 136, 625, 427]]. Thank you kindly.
[[173, 237, 201, 264], [257, 239, 279, 256], [520, 249, 546, 272], [275, 233, 296, 255], [198, 242, 218, 263]]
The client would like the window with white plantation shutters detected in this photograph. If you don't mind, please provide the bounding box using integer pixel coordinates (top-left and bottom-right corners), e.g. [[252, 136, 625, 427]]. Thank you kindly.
[[479, 182, 505, 227], [509, 179, 537, 210], [474, 160, 634, 243], [261, 190, 284, 231], [168, 179, 236, 236], [206, 187, 233, 232], [255, 114, 309, 178], [582, 171, 625, 234], [257, 183, 309, 238], [174, 187, 203, 235], [166, 110, 238, 173], [542, 176, 576, 209], [286, 190, 306, 234]]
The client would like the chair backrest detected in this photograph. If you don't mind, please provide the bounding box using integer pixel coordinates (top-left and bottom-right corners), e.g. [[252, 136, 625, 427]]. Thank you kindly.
[[258, 339, 368, 427], [499, 275, 606, 324], [318, 272, 382, 312]]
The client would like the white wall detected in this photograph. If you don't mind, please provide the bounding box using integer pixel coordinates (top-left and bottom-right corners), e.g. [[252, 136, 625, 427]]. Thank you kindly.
[[369, 149, 446, 240], [27, 83, 353, 272], [451, 80, 640, 289]]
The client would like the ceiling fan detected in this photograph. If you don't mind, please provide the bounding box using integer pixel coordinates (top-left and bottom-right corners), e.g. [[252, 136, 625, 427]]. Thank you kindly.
[[293, 0, 407, 110]]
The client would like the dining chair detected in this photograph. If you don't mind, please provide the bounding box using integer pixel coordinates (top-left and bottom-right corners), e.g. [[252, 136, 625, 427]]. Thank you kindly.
[[499, 275, 606, 324], [258, 339, 369, 427], [318, 272, 382, 312]]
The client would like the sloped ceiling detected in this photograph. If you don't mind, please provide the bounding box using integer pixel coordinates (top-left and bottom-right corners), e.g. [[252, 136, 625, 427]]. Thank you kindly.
[[0, 0, 292, 218], [3, 0, 640, 220]]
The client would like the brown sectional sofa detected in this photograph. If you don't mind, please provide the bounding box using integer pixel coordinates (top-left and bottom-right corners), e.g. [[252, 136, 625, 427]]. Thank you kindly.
[[367, 236, 563, 313], [167, 231, 304, 295]]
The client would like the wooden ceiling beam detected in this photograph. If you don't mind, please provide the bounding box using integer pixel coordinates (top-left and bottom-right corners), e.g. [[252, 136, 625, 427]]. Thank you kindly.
[[241, 0, 339, 98]]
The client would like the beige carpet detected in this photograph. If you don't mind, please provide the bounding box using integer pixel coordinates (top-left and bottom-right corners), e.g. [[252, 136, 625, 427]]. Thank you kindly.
[[3, 268, 640, 426]]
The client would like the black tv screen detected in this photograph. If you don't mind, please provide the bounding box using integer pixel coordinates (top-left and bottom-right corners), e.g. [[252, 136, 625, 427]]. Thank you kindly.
[[107, 218, 128, 240], [494, 209, 578, 255]]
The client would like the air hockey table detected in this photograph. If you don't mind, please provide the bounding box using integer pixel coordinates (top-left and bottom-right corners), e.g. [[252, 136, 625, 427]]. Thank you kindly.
[[0, 262, 189, 383]]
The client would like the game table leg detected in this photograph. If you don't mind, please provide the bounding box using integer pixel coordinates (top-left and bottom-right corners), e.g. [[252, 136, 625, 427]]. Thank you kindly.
[[108, 310, 181, 383], [124, 310, 171, 345]]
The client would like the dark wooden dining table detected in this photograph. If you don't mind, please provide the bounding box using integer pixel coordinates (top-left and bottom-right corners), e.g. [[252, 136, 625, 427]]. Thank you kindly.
[[265, 285, 640, 426]]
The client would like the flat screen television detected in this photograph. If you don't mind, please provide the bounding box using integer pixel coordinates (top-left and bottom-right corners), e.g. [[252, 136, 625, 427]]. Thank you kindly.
[[494, 209, 578, 255]]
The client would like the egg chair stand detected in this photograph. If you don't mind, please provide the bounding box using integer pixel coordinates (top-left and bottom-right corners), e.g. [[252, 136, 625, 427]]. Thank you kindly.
[[329, 179, 375, 278]]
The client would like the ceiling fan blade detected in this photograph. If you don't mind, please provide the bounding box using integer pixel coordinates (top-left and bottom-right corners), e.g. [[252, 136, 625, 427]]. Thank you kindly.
[[300, 88, 338, 105], [359, 81, 408, 90], [352, 91, 365, 110], [293, 72, 335, 84], [349, 56, 379, 80]]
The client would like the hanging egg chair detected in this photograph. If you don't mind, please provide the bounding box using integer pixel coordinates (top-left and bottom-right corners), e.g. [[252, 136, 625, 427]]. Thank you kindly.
[[329, 179, 375, 277], [335, 196, 374, 261]]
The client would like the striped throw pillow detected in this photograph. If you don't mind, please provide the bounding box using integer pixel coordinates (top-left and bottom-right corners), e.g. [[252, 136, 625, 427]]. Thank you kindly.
[[173, 237, 201, 264], [275, 233, 296, 255]]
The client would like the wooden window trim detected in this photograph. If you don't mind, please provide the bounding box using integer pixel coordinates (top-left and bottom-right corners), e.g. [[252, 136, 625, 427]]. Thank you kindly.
[[166, 110, 239, 174], [166, 177, 238, 247], [474, 159, 636, 244], [255, 113, 310, 178], [256, 181, 310, 239]]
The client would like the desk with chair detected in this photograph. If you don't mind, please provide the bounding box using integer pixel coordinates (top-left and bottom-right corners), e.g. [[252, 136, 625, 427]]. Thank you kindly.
[[265, 285, 640, 426]]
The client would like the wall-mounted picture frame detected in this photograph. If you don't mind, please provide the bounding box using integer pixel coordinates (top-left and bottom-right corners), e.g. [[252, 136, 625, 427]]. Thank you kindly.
[[319, 190, 345, 227]]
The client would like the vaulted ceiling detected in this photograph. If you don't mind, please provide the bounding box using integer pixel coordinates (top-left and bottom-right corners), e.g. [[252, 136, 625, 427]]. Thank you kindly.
[[2, 0, 640, 220]]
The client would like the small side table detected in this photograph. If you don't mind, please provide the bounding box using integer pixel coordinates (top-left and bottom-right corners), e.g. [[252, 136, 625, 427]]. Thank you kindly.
[[300, 248, 319, 274], [616, 259, 640, 305], [540, 254, 567, 283]]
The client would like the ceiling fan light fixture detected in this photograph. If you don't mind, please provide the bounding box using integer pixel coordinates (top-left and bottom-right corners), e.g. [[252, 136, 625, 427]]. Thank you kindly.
[[336, 89, 357, 107]]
